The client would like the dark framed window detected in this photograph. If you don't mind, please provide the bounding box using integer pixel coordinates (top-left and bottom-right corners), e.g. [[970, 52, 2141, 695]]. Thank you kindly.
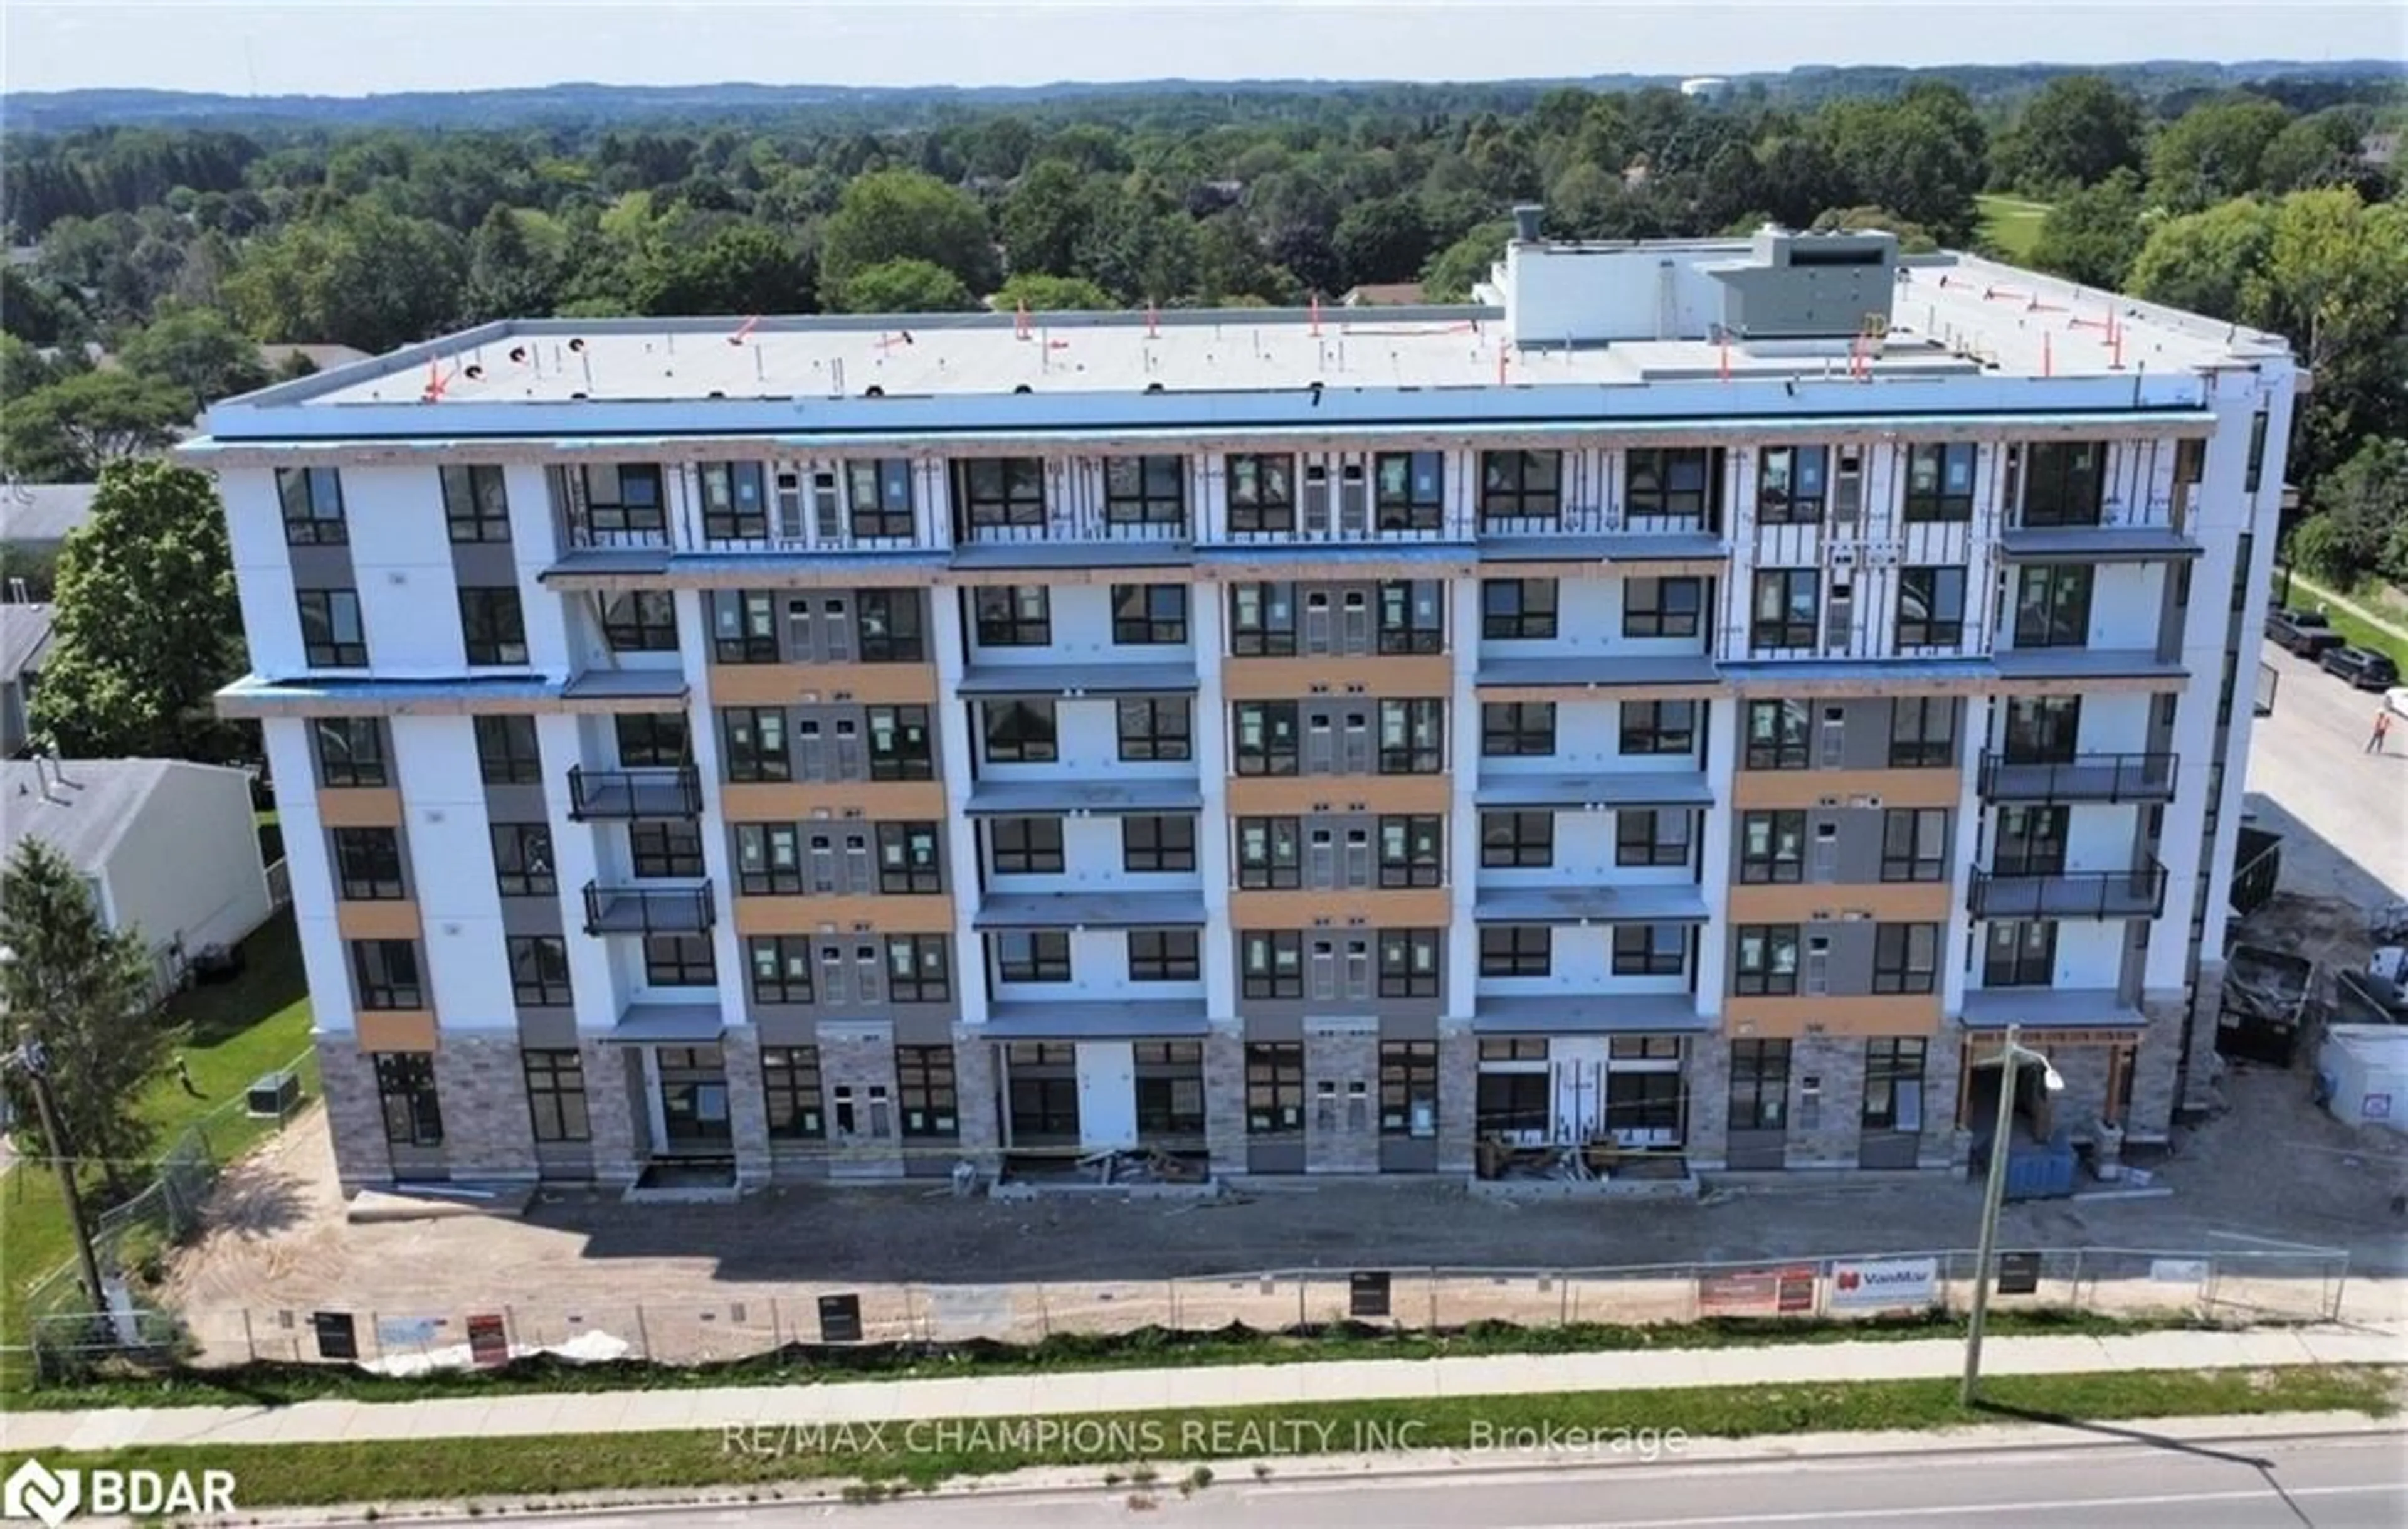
[[1380, 1040, 1439, 1136], [1888, 697, 1956, 768], [875, 822, 943, 894], [867, 706, 934, 781], [1378, 698, 1445, 774], [1903, 443, 1977, 522], [1613, 1036, 1683, 1062], [563, 463, 665, 536], [1373, 451, 1445, 531], [1616, 808, 1693, 868], [352, 939, 422, 1010], [1751, 569, 1819, 649], [1881, 808, 1949, 882], [1481, 1038, 1548, 1062], [332, 827, 405, 900], [990, 817, 1065, 875], [710, 590, 779, 664], [1607, 1071, 1682, 1135], [855, 590, 926, 661], [1104, 455, 1186, 527], [314, 717, 388, 787], [2244, 410, 2269, 494], [995, 929, 1072, 984], [1245, 1042, 1305, 1135], [847, 459, 916, 539], [1228, 582, 1297, 655], [1734, 924, 1800, 996], [735, 823, 802, 894], [957, 457, 1047, 530], [643, 934, 716, 985], [1378, 813, 1444, 887], [720, 707, 789, 783], [459, 586, 528, 665], [1728, 1039, 1791, 1131], [630, 818, 704, 878], [763, 1046, 825, 1140], [1480, 924, 1551, 977], [1983, 919, 2057, 987], [1482, 579, 1558, 640], [2014, 564, 2093, 648], [1010, 1054, 1082, 1143], [895, 1044, 958, 1138], [1477, 1070, 1551, 1138], [1739, 811, 1805, 884], [297, 588, 367, 667], [1122, 814, 1195, 872], [2004, 696, 2083, 764], [373, 1052, 441, 1146], [1873, 924, 1940, 995], [1620, 699, 1696, 755], [984, 699, 1058, 763], [1481, 701, 1555, 757], [698, 460, 769, 541], [1481, 810, 1554, 869], [1625, 447, 1711, 519], [1117, 697, 1191, 761], [1994, 805, 2069, 877], [1378, 929, 1441, 998], [1479, 450, 1562, 524], [491, 823, 556, 897], [1227, 453, 1296, 532], [1377, 580, 1445, 653], [601, 590, 679, 652], [1745, 699, 1810, 770], [474, 714, 542, 785], [886, 936, 951, 1002], [1862, 1039, 1929, 1130], [1128, 928, 1200, 981], [973, 586, 1050, 647], [1136, 1042, 1206, 1136], [524, 1049, 589, 1142], [1240, 930, 1304, 998], [2021, 442, 2104, 527], [441, 464, 511, 542], [278, 467, 347, 544], [747, 936, 815, 1003], [1612, 923, 1687, 976], [1112, 584, 1188, 645], [616, 712, 688, 767], [1756, 446, 1826, 524], [1624, 576, 1703, 638], [1235, 817, 1302, 889], [1895, 567, 1968, 648], [1232, 701, 1301, 775]]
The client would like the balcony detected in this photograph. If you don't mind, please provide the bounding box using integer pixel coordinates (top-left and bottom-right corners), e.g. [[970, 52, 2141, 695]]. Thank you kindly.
[[1977, 753, 2178, 805], [569, 764, 702, 820], [1968, 864, 2166, 921], [583, 879, 716, 935]]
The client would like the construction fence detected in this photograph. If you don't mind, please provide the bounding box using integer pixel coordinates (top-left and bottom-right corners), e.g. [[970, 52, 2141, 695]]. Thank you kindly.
[[21, 1243, 2349, 1384]]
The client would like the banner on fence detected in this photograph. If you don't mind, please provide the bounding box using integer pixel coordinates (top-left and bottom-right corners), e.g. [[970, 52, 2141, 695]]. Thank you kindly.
[[1828, 1257, 1939, 1310], [375, 1316, 441, 1352], [1996, 1251, 2044, 1296], [818, 1293, 863, 1343], [1349, 1271, 1391, 1319], [310, 1311, 357, 1361], [1697, 1264, 1817, 1316], [466, 1313, 509, 1368], [2150, 1258, 2209, 1284]]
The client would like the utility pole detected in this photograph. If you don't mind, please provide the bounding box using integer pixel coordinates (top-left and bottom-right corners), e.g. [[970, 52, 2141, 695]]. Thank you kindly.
[[18, 1040, 110, 1320], [1964, 1024, 2060, 1407]]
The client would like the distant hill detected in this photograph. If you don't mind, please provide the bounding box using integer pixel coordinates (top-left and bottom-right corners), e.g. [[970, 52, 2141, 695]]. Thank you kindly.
[[8, 59, 2403, 135]]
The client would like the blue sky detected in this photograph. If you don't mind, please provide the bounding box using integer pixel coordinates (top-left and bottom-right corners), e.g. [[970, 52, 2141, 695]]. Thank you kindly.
[[5, 1, 2401, 95]]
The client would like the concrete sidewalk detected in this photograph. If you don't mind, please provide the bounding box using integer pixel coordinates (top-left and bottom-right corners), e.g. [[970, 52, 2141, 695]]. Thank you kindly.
[[12, 1325, 2403, 1454]]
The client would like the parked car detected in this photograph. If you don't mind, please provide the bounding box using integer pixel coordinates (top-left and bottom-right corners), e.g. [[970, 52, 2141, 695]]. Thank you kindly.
[[2265, 607, 2348, 657], [2320, 645, 2400, 690]]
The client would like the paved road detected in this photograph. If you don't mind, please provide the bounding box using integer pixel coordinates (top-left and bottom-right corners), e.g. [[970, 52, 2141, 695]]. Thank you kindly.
[[2249, 638, 2405, 903], [386, 1430, 2407, 1526]]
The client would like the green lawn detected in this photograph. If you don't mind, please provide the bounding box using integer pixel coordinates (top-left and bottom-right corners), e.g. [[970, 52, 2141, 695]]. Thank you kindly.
[[2284, 573, 2408, 671], [1975, 194, 2051, 261], [0, 912, 315, 1353]]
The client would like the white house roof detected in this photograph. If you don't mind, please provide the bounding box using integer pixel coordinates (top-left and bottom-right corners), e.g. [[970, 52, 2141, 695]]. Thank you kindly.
[[1, 482, 98, 546], [0, 603, 54, 677], [0, 758, 248, 876]]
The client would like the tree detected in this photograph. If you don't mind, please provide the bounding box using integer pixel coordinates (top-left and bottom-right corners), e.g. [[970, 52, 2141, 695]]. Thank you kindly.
[[992, 272, 1117, 312], [224, 202, 465, 352], [2252, 190, 2408, 480], [1, 267, 78, 345], [2255, 110, 2365, 194], [2126, 198, 2277, 324], [2297, 436, 2407, 585], [0, 370, 189, 482], [818, 169, 996, 311], [1420, 220, 1511, 302], [1990, 75, 2144, 194], [1810, 206, 1939, 253], [835, 257, 978, 314], [1331, 196, 1432, 290], [2027, 171, 2149, 290], [0, 835, 172, 1205], [632, 222, 813, 315], [2147, 96, 2292, 213], [116, 305, 270, 414], [1815, 84, 1987, 245], [999, 159, 1092, 278], [28, 459, 243, 759], [463, 204, 559, 322]]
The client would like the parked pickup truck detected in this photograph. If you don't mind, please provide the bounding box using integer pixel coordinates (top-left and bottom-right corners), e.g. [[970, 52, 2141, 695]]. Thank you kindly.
[[2320, 645, 2400, 690], [2265, 607, 2348, 657]]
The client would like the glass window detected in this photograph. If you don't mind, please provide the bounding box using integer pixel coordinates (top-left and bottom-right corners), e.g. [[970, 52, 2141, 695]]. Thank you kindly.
[[710, 590, 780, 664], [1481, 701, 1554, 757], [2014, 565, 2093, 648], [983, 699, 1058, 764], [315, 717, 388, 787], [616, 712, 689, 767], [1624, 577, 1703, 638], [697, 461, 769, 542], [332, 827, 405, 901], [1481, 810, 1554, 869], [747, 936, 815, 1003], [1734, 925, 1800, 996], [561, 463, 666, 536], [1245, 1042, 1305, 1135], [1745, 700, 1810, 770], [1378, 814, 1444, 887], [1378, 930, 1440, 998], [735, 825, 802, 894], [1476, 1071, 1550, 1138], [524, 1049, 589, 1142], [720, 707, 789, 782], [1881, 808, 1950, 882], [509, 936, 571, 1007], [1232, 701, 1301, 775], [1728, 1039, 1790, 1131], [1380, 1040, 1439, 1136], [372, 1052, 441, 1146], [1478, 450, 1562, 524], [1625, 447, 1711, 519], [973, 586, 1051, 647], [956, 457, 1047, 530], [846, 459, 916, 539], [1619, 699, 1696, 755], [1756, 446, 1827, 524], [1479, 924, 1551, 977], [871, 821, 942, 894], [1873, 924, 1940, 995], [1612, 923, 1687, 976], [1862, 1039, 1929, 1131], [1377, 580, 1445, 653], [763, 1045, 825, 1140], [441, 465, 510, 542], [896, 1044, 958, 1138], [1903, 443, 1977, 522], [1127, 928, 1200, 981], [1228, 582, 1298, 655], [642, 934, 715, 985], [297, 588, 366, 667], [1104, 455, 1186, 527], [1240, 930, 1304, 998], [1888, 698, 1956, 768], [1112, 583, 1188, 645], [855, 590, 925, 661], [1895, 567, 1968, 648], [1122, 814, 1195, 872], [1615, 808, 1693, 868], [1235, 817, 1302, 889], [491, 823, 556, 897], [1983, 920, 2057, 987], [1739, 810, 1805, 884], [601, 590, 679, 652], [1226, 453, 1296, 533], [1117, 697, 1191, 761], [352, 939, 422, 1010], [1751, 569, 1819, 649], [2020, 442, 2105, 527], [474, 715, 542, 785], [630, 818, 704, 878], [1373, 451, 1445, 531], [886, 936, 951, 1002], [458, 587, 528, 665], [990, 817, 1064, 875], [1482, 579, 1558, 640], [278, 467, 347, 544], [1378, 698, 1445, 773], [866, 706, 934, 781]]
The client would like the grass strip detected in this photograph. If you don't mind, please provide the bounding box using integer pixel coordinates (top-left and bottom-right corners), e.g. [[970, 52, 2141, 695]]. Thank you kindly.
[[2283, 574, 2408, 670], [7, 1306, 2207, 1412], [33, 1365, 2398, 1508]]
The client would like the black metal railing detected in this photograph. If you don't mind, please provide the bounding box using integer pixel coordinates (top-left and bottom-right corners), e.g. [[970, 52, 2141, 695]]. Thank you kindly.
[[1968, 863, 2167, 921], [1977, 752, 2178, 804], [568, 764, 702, 820], [583, 879, 716, 936]]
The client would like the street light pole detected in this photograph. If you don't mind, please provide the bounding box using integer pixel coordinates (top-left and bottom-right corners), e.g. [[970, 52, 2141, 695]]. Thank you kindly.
[[1962, 1024, 2022, 1406], [0, 946, 110, 1321]]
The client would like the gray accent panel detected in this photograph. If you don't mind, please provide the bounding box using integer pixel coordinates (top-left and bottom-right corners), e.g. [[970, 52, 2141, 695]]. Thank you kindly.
[[1472, 884, 1711, 923], [486, 783, 552, 822], [1245, 1012, 1305, 1043], [891, 1010, 959, 1045], [976, 890, 1208, 929], [500, 897, 563, 937], [981, 1000, 1210, 1039], [1960, 987, 2143, 1029], [1381, 1012, 1441, 1042], [1380, 1137, 1439, 1172], [1476, 653, 1719, 688], [1475, 772, 1713, 809], [451, 540, 520, 586], [534, 1140, 595, 1180], [958, 662, 1198, 697], [288, 543, 355, 590], [517, 1008, 580, 1047], [1471, 993, 1708, 1033], [1247, 1141, 1307, 1174], [755, 1010, 820, 1046]]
